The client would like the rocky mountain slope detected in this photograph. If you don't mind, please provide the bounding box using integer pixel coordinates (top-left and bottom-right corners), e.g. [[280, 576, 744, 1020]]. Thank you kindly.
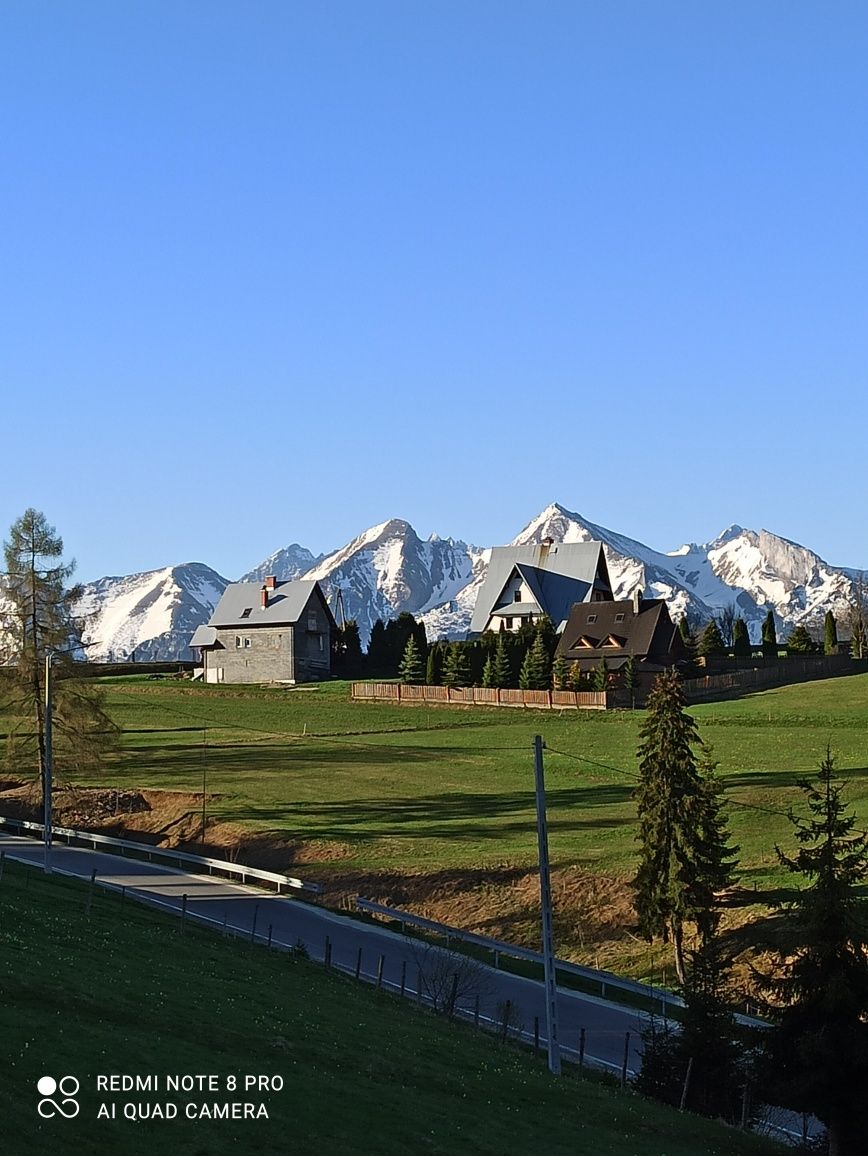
[[23, 505, 858, 661]]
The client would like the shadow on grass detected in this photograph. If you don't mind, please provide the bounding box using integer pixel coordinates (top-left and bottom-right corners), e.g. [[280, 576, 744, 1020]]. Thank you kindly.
[[214, 783, 635, 843]]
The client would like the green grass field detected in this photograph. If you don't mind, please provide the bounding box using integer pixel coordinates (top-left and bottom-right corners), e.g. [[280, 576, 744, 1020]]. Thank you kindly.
[[4, 671, 868, 977], [0, 858, 780, 1155]]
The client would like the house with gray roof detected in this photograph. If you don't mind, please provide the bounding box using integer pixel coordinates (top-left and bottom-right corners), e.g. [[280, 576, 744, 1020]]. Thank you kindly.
[[190, 576, 335, 684], [470, 540, 613, 635]]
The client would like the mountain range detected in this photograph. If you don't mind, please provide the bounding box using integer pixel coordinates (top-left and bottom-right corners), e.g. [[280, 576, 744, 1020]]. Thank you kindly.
[[62, 503, 861, 662]]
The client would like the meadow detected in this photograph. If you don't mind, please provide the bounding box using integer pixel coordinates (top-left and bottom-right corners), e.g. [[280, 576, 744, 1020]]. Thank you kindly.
[[5, 671, 868, 979]]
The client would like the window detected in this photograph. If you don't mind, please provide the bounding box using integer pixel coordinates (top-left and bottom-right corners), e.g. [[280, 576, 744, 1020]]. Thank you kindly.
[[244, 637, 251, 649], [587, 614, 597, 624], [615, 613, 624, 623], [240, 607, 252, 619], [235, 636, 242, 648], [318, 635, 325, 653], [513, 590, 521, 602], [308, 613, 317, 631], [504, 617, 513, 629]]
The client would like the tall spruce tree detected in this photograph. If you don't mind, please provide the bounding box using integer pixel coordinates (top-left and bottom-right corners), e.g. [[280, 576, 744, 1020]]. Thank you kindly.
[[333, 619, 363, 677], [824, 610, 839, 656], [2, 509, 117, 785], [398, 635, 424, 684], [367, 619, 388, 672], [761, 609, 778, 659], [697, 620, 726, 658], [551, 655, 569, 691], [633, 670, 736, 983], [489, 635, 512, 689], [481, 655, 494, 688], [442, 643, 470, 688], [519, 633, 550, 690], [591, 656, 609, 692], [623, 653, 638, 708], [732, 616, 751, 657], [786, 624, 818, 654], [425, 643, 444, 686], [755, 751, 868, 1154]]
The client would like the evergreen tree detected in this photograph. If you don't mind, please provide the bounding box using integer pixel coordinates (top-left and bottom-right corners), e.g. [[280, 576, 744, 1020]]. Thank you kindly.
[[824, 610, 839, 656], [697, 620, 726, 658], [333, 619, 363, 677], [786, 624, 818, 654], [367, 619, 387, 672], [732, 616, 751, 657], [398, 635, 424, 684], [2, 509, 118, 784], [755, 751, 868, 1154], [568, 661, 585, 691], [442, 643, 471, 688], [489, 635, 512, 689], [761, 609, 778, 659], [623, 653, 638, 708], [425, 643, 444, 686], [519, 633, 550, 690], [481, 655, 494, 688], [678, 615, 695, 649], [591, 656, 609, 692], [551, 655, 569, 691], [633, 670, 735, 983]]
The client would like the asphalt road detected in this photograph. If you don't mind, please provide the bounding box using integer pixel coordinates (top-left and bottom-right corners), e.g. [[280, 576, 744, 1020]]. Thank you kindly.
[[0, 831, 646, 1075]]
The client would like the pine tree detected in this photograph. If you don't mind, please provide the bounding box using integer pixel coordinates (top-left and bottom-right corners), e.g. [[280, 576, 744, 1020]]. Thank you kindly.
[[519, 633, 550, 690], [425, 644, 444, 686], [481, 655, 494, 688], [732, 616, 751, 657], [551, 655, 569, 691], [442, 643, 471, 688], [755, 750, 868, 1153], [591, 656, 609, 692], [633, 670, 735, 983], [623, 653, 638, 708], [367, 619, 387, 672], [490, 635, 512, 689], [824, 610, 839, 656], [786, 624, 818, 654], [697, 620, 726, 658], [398, 635, 424, 684], [761, 609, 778, 659], [568, 661, 585, 691], [333, 619, 363, 677], [2, 509, 118, 785]]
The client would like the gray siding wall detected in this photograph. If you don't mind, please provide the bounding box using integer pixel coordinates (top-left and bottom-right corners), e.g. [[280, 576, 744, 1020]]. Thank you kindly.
[[202, 590, 331, 684]]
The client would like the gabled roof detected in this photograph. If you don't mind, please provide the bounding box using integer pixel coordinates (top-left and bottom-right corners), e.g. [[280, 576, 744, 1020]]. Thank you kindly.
[[206, 579, 335, 629], [470, 542, 612, 634], [190, 625, 217, 648], [556, 598, 683, 664]]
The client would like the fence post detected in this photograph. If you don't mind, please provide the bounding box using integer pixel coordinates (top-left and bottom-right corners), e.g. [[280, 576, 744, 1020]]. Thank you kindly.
[[679, 1057, 694, 1111], [474, 995, 480, 1027], [249, 904, 259, 945], [267, 924, 273, 950], [181, 893, 187, 934], [86, 868, 97, 917], [222, 910, 228, 938], [578, 1027, 586, 1075], [355, 946, 362, 980], [534, 1017, 540, 1055], [400, 960, 407, 998], [621, 1031, 631, 1088], [500, 1000, 511, 1042], [324, 935, 331, 967], [449, 973, 459, 1018], [741, 1082, 752, 1131], [376, 954, 385, 989], [0, 849, 5, 882], [417, 967, 423, 1003]]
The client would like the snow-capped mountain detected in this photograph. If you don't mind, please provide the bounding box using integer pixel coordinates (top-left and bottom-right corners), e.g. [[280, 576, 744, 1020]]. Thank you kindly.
[[511, 503, 858, 640], [240, 543, 323, 585], [297, 519, 483, 644], [74, 563, 229, 662], [25, 504, 861, 662]]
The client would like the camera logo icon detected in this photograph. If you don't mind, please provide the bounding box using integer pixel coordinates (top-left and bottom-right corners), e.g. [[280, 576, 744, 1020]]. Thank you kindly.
[[37, 1076, 80, 1119]]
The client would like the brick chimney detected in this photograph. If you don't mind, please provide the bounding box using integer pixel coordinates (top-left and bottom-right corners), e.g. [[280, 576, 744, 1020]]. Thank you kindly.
[[260, 585, 268, 609], [632, 587, 642, 614], [264, 575, 277, 590]]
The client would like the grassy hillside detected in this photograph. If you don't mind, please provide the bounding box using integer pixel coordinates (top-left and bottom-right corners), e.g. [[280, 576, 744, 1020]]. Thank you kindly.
[[2, 672, 867, 978], [0, 857, 780, 1155]]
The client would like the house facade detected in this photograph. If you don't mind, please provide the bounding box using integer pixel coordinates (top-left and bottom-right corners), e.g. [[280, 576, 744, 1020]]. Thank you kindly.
[[470, 540, 613, 635], [555, 591, 686, 686], [190, 577, 335, 684]]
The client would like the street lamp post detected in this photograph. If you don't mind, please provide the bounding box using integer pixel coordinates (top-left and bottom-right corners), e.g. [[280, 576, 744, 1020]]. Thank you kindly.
[[43, 652, 53, 873], [533, 734, 561, 1075]]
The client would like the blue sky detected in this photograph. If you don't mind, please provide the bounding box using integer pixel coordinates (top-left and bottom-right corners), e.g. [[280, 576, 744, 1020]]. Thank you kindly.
[[2, 2, 867, 581]]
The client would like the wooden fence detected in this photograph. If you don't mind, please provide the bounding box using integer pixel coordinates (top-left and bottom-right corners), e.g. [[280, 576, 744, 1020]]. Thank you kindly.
[[683, 655, 868, 701], [351, 682, 609, 710]]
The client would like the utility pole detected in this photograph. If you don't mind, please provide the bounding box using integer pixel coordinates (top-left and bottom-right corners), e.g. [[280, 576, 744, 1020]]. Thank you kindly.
[[533, 734, 561, 1075], [43, 653, 53, 874], [201, 727, 207, 845]]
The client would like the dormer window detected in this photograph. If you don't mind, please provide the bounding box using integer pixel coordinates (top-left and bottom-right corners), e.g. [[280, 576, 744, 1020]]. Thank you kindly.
[[240, 607, 252, 619], [587, 614, 597, 624], [614, 613, 624, 623]]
